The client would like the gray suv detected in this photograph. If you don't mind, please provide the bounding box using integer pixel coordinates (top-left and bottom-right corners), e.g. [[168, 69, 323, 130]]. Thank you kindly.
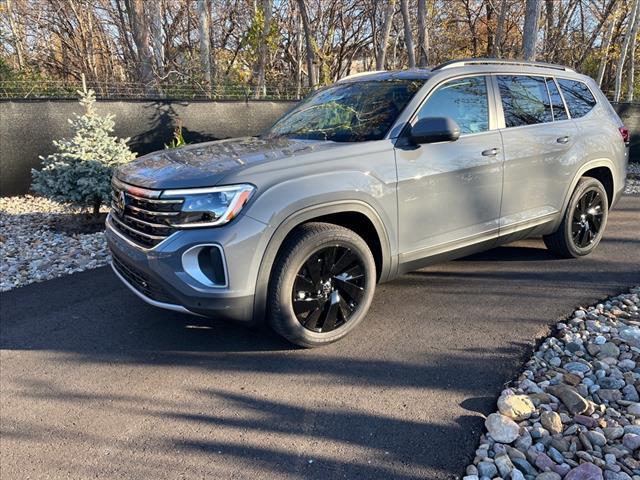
[[107, 58, 629, 347]]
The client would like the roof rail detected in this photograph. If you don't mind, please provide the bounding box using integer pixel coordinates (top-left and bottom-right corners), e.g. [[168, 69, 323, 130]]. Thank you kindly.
[[339, 70, 386, 81], [432, 58, 575, 73]]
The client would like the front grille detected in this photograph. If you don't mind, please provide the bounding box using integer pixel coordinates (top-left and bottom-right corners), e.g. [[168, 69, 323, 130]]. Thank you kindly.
[[112, 254, 175, 304], [109, 178, 184, 249]]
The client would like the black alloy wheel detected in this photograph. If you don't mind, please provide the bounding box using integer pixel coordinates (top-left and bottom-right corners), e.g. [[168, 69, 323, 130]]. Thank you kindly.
[[292, 245, 366, 332], [571, 188, 605, 249], [543, 176, 609, 258], [268, 222, 376, 348]]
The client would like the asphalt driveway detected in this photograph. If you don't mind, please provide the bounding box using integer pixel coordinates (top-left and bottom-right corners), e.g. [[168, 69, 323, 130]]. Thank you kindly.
[[2, 195, 639, 480]]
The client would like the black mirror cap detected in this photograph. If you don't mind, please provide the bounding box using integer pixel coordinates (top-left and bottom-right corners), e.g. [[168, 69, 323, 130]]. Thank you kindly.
[[409, 117, 461, 145]]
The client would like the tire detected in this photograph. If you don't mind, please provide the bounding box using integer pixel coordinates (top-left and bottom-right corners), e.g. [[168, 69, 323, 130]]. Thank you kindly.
[[268, 222, 376, 348], [543, 177, 609, 258]]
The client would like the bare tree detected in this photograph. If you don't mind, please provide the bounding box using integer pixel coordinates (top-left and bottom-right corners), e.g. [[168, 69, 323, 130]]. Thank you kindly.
[[492, 0, 508, 57], [253, 0, 272, 98], [625, 0, 640, 101], [597, 6, 619, 87], [5, 0, 25, 69], [197, 0, 212, 95], [376, 0, 396, 70], [149, 0, 165, 78], [125, 0, 155, 89], [417, 0, 430, 67], [522, 0, 541, 60], [614, 0, 640, 102], [297, 0, 316, 88], [399, 0, 415, 68]]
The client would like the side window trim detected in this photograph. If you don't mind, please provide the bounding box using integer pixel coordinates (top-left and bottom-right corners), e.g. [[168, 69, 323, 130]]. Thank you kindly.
[[407, 74, 498, 135], [494, 73, 570, 129], [550, 77, 572, 121]]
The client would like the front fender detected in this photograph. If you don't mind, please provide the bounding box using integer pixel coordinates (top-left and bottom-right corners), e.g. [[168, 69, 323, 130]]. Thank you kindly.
[[249, 193, 396, 325]]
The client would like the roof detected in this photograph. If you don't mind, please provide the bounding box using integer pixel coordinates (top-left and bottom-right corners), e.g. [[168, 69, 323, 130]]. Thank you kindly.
[[337, 58, 578, 84]]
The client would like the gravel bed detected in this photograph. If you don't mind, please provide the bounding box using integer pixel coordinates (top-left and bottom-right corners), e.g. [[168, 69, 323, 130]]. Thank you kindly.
[[463, 287, 640, 480], [626, 164, 640, 195], [0, 196, 110, 292]]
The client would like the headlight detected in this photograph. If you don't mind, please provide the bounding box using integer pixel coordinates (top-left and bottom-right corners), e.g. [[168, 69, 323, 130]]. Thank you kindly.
[[161, 184, 255, 228]]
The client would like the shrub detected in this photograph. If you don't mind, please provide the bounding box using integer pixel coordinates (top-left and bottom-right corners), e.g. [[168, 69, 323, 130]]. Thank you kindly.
[[31, 85, 135, 215]]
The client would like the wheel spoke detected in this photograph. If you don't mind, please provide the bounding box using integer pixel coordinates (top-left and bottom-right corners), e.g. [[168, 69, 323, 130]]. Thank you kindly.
[[334, 277, 364, 303], [303, 306, 323, 330], [331, 249, 358, 275], [293, 297, 324, 315], [305, 254, 323, 287], [338, 295, 354, 320], [322, 247, 337, 277], [294, 273, 315, 292], [320, 293, 340, 331]]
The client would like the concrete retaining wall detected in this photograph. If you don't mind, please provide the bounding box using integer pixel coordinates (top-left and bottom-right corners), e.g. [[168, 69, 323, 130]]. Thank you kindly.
[[1, 100, 638, 196]]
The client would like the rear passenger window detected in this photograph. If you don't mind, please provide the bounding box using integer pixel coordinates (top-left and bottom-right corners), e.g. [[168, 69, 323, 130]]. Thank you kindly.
[[557, 79, 596, 118], [417, 76, 489, 134], [497, 76, 552, 127], [546, 78, 569, 121]]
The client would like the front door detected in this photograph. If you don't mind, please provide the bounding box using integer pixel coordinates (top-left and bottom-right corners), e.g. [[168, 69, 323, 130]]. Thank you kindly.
[[395, 75, 504, 267]]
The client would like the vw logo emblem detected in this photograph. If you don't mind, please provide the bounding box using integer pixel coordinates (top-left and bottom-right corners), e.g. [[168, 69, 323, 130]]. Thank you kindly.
[[115, 190, 127, 215]]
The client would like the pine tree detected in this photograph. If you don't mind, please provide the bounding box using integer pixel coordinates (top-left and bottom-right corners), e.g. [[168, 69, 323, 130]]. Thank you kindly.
[[32, 85, 135, 216]]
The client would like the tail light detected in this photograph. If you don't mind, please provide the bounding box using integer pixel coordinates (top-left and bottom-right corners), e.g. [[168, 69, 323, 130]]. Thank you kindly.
[[619, 126, 630, 145]]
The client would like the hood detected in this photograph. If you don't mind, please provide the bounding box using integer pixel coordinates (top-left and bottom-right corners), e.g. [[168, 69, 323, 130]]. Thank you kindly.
[[115, 136, 341, 190]]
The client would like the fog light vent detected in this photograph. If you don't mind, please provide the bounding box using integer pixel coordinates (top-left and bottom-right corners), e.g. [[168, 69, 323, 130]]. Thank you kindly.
[[182, 244, 228, 288]]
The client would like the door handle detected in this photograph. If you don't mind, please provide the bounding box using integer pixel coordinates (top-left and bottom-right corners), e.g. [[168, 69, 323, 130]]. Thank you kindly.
[[557, 136, 570, 144], [481, 148, 499, 157]]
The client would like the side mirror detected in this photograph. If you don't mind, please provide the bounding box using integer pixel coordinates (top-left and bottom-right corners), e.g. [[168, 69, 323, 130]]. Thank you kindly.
[[408, 117, 461, 145]]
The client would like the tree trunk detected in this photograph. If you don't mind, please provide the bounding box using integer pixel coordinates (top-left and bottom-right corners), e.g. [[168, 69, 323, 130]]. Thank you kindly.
[[149, 0, 165, 78], [543, 0, 554, 59], [493, 0, 508, 57], [197, 0, 212, 96], [295, 5, 302, 98], [376, 0, 396, 70], [125, 0, 155, 91], [522, 0, 541, 61], [417, 0, 430, 67], [400, 0, 415, 68], [597, 8, 618, 87], [5, 0, 25, 69], [253, 0, 272, 98], [614, 0, 640, 102], [297, 0, 316, 89], [625, 1, 640, 101]]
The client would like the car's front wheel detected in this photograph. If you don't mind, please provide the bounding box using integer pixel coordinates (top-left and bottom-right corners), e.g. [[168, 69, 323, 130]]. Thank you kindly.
[[268, 222, 376, 347], [543, 177, 609, 258]]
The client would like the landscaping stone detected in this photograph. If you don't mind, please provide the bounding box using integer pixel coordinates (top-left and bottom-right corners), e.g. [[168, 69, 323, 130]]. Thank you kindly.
[[463, 289, 640, 480], [0, 195, 110, 291]]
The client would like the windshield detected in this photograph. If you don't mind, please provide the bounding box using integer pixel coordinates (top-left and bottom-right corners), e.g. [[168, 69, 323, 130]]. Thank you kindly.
[[267, 79, 424, 142]]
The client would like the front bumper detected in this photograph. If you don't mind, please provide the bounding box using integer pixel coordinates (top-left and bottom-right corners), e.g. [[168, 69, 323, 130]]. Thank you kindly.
[[106, 212, 272, 325]]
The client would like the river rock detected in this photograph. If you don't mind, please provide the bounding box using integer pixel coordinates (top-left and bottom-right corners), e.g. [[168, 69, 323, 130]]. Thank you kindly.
[[548, 385, 589, 414], [485, 413, 520, 443], [498, 394, 536, 421]]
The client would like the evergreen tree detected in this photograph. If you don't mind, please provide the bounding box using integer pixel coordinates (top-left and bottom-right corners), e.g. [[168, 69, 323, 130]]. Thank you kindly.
[[32, 86, 135, 215]]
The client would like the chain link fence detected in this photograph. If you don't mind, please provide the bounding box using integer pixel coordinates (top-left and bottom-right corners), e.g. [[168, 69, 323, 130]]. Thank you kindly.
[[0, 80, 308, 101]]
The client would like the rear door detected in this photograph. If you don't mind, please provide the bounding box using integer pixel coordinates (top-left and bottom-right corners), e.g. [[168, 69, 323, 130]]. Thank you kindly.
[[495, 75, 579, 235]]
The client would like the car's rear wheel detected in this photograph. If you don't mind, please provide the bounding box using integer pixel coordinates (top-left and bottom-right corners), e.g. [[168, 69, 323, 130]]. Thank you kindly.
[[268, 222, 376, 348], [543, 177, 609, 258]]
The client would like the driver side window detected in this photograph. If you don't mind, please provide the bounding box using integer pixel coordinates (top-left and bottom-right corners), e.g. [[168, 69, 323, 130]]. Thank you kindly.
[[416, 76, 489, 135]]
